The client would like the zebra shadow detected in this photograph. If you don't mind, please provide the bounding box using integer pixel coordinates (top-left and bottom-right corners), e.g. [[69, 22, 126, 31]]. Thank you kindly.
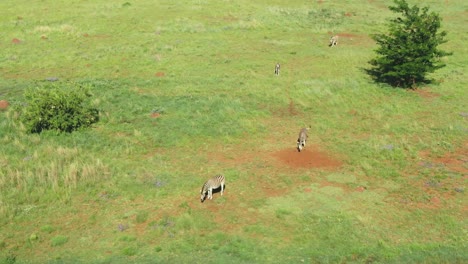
[[201, 184, 227, 203]]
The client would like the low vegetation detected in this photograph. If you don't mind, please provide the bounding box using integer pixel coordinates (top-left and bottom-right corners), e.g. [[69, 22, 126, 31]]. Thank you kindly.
[[18, 82, 99, 133], [0, 0, 466, 263]]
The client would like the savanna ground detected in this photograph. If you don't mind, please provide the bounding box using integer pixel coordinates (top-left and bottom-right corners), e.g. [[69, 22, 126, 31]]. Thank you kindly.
[[0, 0, 467, 263]]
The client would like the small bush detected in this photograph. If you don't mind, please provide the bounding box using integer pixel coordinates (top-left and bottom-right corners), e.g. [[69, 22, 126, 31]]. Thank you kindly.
[[119, 235, 137, 242], [19, 82, 99, 133], [40, 225, 55, 234], [3, 254, 16, 264], [50, 235, 68, 247], [121, 247, 137, 256], [135, 211, 149, 224], [29, 233, 39, 242]]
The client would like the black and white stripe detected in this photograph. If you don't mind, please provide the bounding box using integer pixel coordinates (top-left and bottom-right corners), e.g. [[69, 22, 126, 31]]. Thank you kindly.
[[275, 62, 281, 76], [200, 175, 225, 202], [297, 127, 309, 152], [329, 35, 339, 47]]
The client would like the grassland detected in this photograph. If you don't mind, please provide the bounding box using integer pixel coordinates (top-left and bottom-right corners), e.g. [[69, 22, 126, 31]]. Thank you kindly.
[[0, 0, 467, 263]]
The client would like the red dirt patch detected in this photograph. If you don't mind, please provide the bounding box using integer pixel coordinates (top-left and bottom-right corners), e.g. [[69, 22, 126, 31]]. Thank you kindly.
[[411, 195, 446, 210], [318, 180, 358, 193], [421, 141, 468, 174], [269, 100, 301, 117], [430, 196, 441, 206], [155, 72, 165, 77], [0, 100, 9, 110], [355, 186, 366, 192], [262, 186, 288, 197], [273, 146, 342, 169], [398, 142, 468, 211], [288, 100, 298, 116], [150, 112, 161, 118], [411, 88, 441, 99], [12, 38, 21, 44]]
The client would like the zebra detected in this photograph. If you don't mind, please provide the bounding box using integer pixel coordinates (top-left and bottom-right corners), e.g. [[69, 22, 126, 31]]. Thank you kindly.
[[274, 62, 280, 76], [297, 127, 310, 152], [329, 35, 339, 47], [200, 174, 225, 202]]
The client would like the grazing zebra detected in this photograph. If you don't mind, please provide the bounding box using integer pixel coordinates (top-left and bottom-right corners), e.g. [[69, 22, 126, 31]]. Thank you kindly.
[[329, 35, 339, 47], [200, 174, 225, 202], [274, 62, 280, 76], [297, 127, 310, 152]]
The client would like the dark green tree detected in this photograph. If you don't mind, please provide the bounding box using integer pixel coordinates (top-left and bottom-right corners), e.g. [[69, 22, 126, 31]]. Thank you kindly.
[[367, 0, 452, 88]]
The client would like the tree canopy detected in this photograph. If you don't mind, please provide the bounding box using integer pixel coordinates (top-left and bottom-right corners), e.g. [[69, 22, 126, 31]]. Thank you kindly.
[[367, 0, 452, 88]]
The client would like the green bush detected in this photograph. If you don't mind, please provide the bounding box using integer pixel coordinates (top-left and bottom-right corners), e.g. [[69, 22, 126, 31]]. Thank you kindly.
[[50, 235, 68, 247], [19, 82, 99, 133]]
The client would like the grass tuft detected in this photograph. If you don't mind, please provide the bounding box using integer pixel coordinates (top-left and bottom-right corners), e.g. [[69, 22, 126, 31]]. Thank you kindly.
[[0, 0, 466, 262], [50, 235, 68, 247]]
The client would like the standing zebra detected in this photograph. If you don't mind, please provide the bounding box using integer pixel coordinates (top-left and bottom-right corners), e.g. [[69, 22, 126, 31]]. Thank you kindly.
[[274, 62, 281, 76], [329, 35, 339, 47], [200, 175, 225, 202], [297, 127, 310, 152]]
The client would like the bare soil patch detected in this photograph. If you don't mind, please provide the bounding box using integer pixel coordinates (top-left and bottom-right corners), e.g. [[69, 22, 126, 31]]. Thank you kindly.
[[399, 141, 468, 210], [288, 100, 298, 116], [355, 186, 367, 192], [208, 144, 342, 171], [12, 38, 21, 44], [0, 100, 9, 110], [155, 72, 165, 77], [260, 184, 288, 197], [433, 142, 468, 175], [267, 99, 301, 118], [150, 112, 161, 118], [411, 88, 441, 99], [273, 146, 342, 169]]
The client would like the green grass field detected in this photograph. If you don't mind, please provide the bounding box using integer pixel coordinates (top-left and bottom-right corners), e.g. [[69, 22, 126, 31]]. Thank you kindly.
[[1, 0, 467, 263]]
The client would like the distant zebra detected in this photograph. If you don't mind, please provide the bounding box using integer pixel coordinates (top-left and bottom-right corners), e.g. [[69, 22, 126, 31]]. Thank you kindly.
[[274, 62, 280, 76], [297, 127, 310, 152], [329, 35, 339, 47], [200, 175, 225, 202]]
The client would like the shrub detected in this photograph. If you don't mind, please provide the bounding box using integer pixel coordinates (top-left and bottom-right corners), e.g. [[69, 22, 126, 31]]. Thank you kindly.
[[50, 235, 68, 247], [136, 211, 149, 224], [19, 82, 99, 133], [40, 225, 55, 234], [367, 0, 452, 88], [121, 247, 138, 256]]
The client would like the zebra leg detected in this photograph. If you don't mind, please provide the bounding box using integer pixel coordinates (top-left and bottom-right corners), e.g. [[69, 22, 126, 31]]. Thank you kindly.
[[221, 184, 224, 196]]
